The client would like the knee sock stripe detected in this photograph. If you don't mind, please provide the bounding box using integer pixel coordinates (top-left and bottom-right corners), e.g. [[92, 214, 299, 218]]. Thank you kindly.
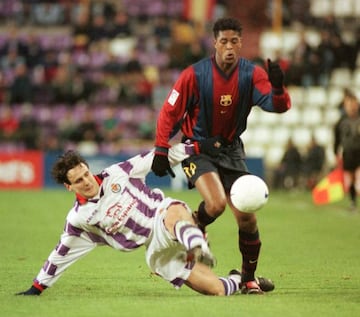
[[174, 220, 204, 250], [219, 277, 239, 296]]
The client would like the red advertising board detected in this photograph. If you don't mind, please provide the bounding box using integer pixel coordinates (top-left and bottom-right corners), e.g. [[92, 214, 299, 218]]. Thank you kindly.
[[0, 151, 43, 189]]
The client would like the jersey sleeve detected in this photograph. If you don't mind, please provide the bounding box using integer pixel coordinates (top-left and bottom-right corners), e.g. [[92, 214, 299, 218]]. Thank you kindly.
[[252, 65, 291, 113], [34, 229, 96, 288], [155, 67, 198, 148], [121, 143, 195, 179]]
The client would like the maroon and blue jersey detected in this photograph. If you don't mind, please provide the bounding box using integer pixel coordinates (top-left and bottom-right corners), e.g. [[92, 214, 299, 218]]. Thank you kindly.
[[155, 56, 291, 149]]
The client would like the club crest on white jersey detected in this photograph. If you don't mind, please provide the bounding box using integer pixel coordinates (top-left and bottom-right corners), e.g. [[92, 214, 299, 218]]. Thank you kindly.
[[111, 183, 121, 193]]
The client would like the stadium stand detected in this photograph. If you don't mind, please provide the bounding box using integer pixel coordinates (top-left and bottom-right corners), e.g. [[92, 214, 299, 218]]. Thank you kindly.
[[0, 0, 359, 180]]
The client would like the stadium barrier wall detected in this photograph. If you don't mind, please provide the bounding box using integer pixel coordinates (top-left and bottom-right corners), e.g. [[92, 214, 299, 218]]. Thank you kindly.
[[0, 151, 264, 190]]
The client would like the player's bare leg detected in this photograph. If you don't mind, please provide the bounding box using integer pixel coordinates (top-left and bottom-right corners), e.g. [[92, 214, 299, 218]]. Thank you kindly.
[[185, 262, 240, 296]]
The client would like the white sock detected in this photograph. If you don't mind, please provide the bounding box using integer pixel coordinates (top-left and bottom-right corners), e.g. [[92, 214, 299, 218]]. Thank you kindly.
[[219, 275, 240, 295], [174, 220, 205, 251]]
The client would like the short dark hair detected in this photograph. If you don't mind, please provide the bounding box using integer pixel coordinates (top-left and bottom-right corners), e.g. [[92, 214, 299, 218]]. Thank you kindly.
[[51, 150, 88, 184], [213, 17, 243, 38]]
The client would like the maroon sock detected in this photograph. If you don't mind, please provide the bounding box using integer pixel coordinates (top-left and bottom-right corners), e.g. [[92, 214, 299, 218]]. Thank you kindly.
[[238, 229, 261, 282], [196, 201, 217, 231]]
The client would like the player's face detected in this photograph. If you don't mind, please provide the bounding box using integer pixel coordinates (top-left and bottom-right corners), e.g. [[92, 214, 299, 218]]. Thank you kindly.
[[65, 163, 99, 199], [214, 30, 242, 68]]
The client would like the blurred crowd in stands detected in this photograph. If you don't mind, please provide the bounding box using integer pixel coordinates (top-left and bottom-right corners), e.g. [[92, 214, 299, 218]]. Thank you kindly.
[[0, 0, 359, 160], [272, 136, 326, 190], [0, 0, 212, 155], [279, 14, 360, 88]]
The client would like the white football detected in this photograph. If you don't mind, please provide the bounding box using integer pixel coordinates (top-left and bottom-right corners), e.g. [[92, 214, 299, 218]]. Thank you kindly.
[[230, 175, 269, 212]]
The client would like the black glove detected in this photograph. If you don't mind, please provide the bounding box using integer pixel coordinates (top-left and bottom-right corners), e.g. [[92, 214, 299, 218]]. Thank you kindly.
[[151, 152, 175, 178], [196, 135, 225, 157], [16, 285, 42, 296], [267, 59, 284, 89]]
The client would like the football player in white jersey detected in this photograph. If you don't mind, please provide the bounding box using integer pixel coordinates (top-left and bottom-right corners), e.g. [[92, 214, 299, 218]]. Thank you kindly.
[[16, 142, 242, 296]]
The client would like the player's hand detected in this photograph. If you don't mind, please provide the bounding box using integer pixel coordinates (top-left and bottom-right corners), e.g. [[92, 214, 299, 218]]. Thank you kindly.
[[151, 152, 175, 178], [196, 135, 225, 156], [267, 59, 284, 89], [16, 285, 42, 296]]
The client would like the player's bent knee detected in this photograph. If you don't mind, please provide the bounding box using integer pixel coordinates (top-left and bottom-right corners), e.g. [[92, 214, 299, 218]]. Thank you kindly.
[[206, 199, 227, 215]]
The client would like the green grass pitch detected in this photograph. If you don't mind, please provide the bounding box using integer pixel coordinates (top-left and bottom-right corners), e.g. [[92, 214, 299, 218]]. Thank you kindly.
[[1, 189, 359, 317]]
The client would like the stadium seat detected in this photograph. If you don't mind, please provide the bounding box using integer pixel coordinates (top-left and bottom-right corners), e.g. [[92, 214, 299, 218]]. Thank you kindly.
[[329, 68, 352, 88], [240, 130, 253, 144], [327, 87, 345, 108], [287, 86, 305, 108], [244, 144, 266, 158], [302, 107, 323, 126], [251, 126, 273, 145], [355, 0, 360, 16], [259, 31, 283, 57], [314, 126, 334, 146], [291, 127, 312, 148], [333, 0, 354, 17], [303, 86, 327, 107], [352, 69, 360, 87], [272, 126, 292, 146], [324, 108, 341, 125], [258, 110, 280, 126], [247, 107, 262, 126], [310, 0, 333, 17], [265, 145, 285, 168], [279, 107, 302, 126]]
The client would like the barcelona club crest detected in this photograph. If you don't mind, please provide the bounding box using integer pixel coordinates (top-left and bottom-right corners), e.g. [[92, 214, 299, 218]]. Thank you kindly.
[[220, 94, 232, 107]]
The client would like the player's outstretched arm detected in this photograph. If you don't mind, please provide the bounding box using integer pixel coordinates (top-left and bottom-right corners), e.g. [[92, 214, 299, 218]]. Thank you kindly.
[[151, 147, 175, 178]]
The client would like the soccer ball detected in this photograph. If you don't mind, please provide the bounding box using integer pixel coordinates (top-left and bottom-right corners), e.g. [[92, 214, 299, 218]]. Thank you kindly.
[[230, 175, 269, 212]]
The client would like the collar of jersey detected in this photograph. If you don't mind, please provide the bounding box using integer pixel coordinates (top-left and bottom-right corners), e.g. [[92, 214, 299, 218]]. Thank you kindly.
[[76, 175, 104, 205]]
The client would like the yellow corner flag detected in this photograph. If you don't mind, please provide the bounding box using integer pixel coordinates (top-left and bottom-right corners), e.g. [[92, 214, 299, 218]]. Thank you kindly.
[[312, 168, 345, 205]]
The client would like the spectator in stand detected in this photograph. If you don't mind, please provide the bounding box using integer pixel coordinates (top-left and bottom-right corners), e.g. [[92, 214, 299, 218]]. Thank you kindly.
[[330, 34, 353, 71], [0, 105, 19, 142], [0, 49, 26, 75], [355, 26, 360, 68], [31, 2, 65, 26], [285, 54, 305, 86], [73, 106, 103, 145], [316, 30, 335, 86], [317, 14, 341, 37], [288, 32, 312, 87], [108, 10, 132, 38], [42, 50, 59, 83], [22, 32, 45, 70], [51, 67, 95, 104], [182, 39, 207, 66], [273, 138, 303, 190], [72, 107, 103, 156], [9, 62, 33, 104], [302, 135, 325, 190], [0, 24, 28, 57], [286, 0, 311, 26], [88, 14, 112, 43], [153, 15, 172, 49], [303, 45, 324, 87], [90, 0, 116, 21], [17, 104, 40, 150], [102, 52, 123, 74], [71, 10, 91, 50], [101, 106, 122, 143], [57, 108, 78, 147]]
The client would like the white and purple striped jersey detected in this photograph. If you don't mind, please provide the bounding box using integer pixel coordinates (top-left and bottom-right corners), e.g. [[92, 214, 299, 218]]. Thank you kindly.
[[34, 143, 194, 288]]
